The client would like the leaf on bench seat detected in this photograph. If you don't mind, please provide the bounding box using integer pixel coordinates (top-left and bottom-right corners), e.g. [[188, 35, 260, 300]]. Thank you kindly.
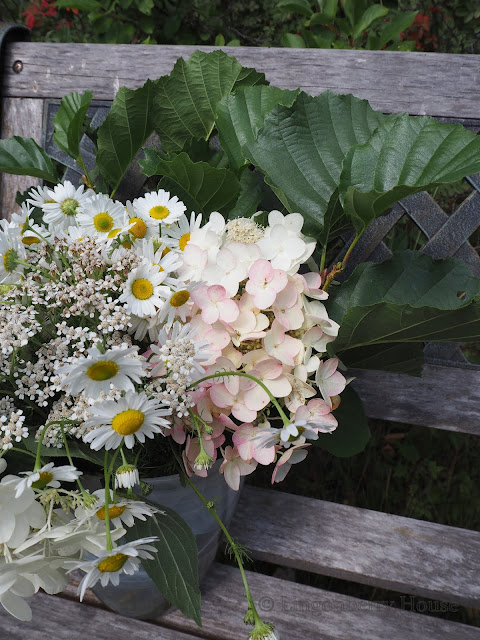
[[96, 80, 155, 195], [151, 50, 267, 154], [328, 250, 480, 371]]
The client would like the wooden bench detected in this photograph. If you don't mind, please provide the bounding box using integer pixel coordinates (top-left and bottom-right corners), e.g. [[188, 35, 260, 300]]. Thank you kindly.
[[1, 34, 480, 639]]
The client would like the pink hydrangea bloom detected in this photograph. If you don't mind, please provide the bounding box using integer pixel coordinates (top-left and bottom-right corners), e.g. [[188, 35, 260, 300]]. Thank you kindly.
[[191, 284, 239, 324], [233, 423, 276, 465], [220, 446, 257, 490], [271, 444, 310, 484], [315, 358, 347, 408], [245, 259, 288, 309]]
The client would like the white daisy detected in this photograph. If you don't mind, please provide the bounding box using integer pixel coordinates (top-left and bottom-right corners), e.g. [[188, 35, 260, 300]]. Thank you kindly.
[[11, 463, 82, 498], [76, 193, 130, 240], [119, 261, 169, 318], [26, 185, 55, 210], [115, 464, 140, 489], [83, 390, 171, 450], [162, 212, 203, 252], [71, 536, 158, 601], [128, 312, 165, 342], [133, 189, 186, 227], [133, 239, 182, 282], [76, 489, 156, 528], [156, 280, 203, 328], [57, 344, 147, 399], [0, 227, 25, 284], [41, 181, 91, 231]]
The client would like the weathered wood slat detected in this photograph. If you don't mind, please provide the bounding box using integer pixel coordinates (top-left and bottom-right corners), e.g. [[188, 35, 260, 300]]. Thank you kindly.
[[59, 564, 480, 640], [232, 486, 480, 608], [0, 97, 43, 216], [352, 363, 480, 435], [0, 591, 202, 640], [3, 43, 480, 118]]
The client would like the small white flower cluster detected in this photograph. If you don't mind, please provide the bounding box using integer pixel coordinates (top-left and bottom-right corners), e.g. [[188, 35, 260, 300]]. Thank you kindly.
[[0, 396, 27, 451]]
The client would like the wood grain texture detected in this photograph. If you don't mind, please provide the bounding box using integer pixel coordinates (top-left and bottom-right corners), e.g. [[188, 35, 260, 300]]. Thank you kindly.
[[0, 97, 43, 217], [3, 43, 480, 118], [0, 591, 201, 640], [57, 564, 480, 640], [160, 564, 480, 640], [232, 486, 480, 608], [352, 363, 480, 435]]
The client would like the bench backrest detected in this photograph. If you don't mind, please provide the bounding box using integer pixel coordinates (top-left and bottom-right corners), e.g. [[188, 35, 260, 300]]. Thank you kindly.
[[2, 42, 480, 436]]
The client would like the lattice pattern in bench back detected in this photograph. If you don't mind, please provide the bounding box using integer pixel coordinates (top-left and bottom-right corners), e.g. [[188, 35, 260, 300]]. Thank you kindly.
[[1, 41, 480, 640]]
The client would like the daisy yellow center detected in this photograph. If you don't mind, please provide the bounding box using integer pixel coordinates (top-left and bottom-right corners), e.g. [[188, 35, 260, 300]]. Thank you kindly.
[[111, 409, 145, 435], [131, 278, 153, 300], [22, 236, 41, 246], [179, 233, 190, 251], [86, 360, 119, 381], [129, 217, 147, 239], [108, 228, 121, 238], [98, 553, 129, 573], [60, 198, 79, 217], [170, 290, 190, 307], [161, 247, 171, 257], [96, 504, 126, 520], [122, 240, 133, 249], [3, 249, 18, 273], [149, 205, 169, 220], [31, 471, 53, 489], [93, 212, 114, 233]]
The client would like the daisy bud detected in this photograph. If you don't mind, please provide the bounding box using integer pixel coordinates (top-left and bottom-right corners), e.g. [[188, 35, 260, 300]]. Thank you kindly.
[[193, 449, 213, 471], [249, 620, 279, 640], [115, 464, 140, 489]]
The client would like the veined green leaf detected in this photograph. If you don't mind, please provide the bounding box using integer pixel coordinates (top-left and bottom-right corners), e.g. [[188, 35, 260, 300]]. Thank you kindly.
[[329, 251, 480, 361], [242, 91, 388, 240], [0, 137, 58, 183], [140, 151, 240, 215], [125, 505, 201, 625], [340, 114, 480, 233], [53, 90, 93, 160], [152, 50, 267, 154], [96, 80, 155, 193], [217, 85, 300, 171]]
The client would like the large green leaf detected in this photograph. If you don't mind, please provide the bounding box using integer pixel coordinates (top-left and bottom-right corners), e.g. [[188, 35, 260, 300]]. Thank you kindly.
[[139, 150, 240, 215], [352, 4, 389, 40], [340, 114, 480, 233], [96, 80, 155, 194], [329, 251, 480, 365], [0, 137, 58, 183], [53, 90, 93, 160], [242, 91, 388, 240], [217, 85, 300, 171], [125, 505, 201, 625], [316, 385, 370, 456], [367, 11, 418, 49], [277, 0, 313, 17], [151, 50, 267, 154]]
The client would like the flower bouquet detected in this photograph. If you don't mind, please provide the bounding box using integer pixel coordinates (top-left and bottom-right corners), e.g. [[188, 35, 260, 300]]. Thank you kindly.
[[1, 50, 480, 639]]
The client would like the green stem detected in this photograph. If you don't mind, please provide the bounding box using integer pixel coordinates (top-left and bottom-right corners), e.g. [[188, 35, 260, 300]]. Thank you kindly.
[[171, 441, 260, 620], [187, 371, 290, 426], [1, 447, 37, 460], [322, 231, 363, 292], [34, 423, 50, 471], [59, 424, 89, 500], [319, 242, 328, 274], [77, 155, 94, 191]]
